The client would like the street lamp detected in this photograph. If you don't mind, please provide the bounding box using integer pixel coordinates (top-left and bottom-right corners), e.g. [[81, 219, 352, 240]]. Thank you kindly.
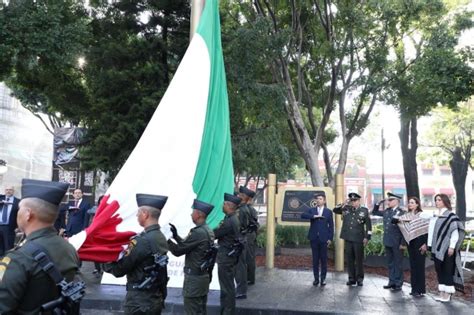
[[0, 159, 7, 175]]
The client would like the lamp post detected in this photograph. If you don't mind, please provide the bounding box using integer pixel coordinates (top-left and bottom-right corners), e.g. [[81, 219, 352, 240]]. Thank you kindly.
[[381, 129, 389, 200]]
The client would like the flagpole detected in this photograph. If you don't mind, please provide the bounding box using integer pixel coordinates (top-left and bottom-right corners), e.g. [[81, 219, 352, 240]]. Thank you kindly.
[[190, 0, 205, 41]]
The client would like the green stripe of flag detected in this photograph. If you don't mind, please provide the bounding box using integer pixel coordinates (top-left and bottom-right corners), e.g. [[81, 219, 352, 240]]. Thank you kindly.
[[192, 0, 234, 228]]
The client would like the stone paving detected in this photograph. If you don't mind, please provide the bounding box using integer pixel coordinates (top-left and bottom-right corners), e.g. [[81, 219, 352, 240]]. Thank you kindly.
[[79, 262, 472, 314]]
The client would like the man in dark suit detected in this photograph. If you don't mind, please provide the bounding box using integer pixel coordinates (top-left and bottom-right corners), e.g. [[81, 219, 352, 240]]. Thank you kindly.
[[61, 188, 90, 237], [301, 192, 334, 286], [371, 192, 406, 291], [0, 185, 20, 256]]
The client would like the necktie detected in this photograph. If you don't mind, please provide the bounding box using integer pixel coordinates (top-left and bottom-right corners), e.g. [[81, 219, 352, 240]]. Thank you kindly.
[[1, 197, 9, 224], [75, 200, 79, 208]]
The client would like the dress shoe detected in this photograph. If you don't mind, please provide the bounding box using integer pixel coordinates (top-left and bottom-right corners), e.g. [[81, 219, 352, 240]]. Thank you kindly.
[[357, 281, 363, 287], [383, 284, 394, 289], [434, 293, 451, 302], [313, 280, 319, 286], [346, 280, 357, 286], [391, 286, 402, 292], [235, 294, 247, 299], [320, 280, 326, 286]]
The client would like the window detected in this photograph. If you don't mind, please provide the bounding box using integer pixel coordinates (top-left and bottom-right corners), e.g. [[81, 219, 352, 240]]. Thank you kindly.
[[440, 169, 451, 176], [255, 188, 265, 205], [422, 195, 434, 207], [422, 169, 433, 175]]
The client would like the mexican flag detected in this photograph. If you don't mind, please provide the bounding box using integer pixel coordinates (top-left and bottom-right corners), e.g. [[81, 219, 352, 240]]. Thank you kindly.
[[69, 0, 233, 280]]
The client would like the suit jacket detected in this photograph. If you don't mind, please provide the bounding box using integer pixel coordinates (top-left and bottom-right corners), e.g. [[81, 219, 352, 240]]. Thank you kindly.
[[65, 199, 91, 236], [0, 195, 19, 233], [301, 207, 334, 243], [372, 204, 406, 247]]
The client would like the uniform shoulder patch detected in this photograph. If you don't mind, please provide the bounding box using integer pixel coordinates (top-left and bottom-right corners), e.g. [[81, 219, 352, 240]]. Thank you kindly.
[[124, 239, 138, 257], [0, 256, 12, 282]]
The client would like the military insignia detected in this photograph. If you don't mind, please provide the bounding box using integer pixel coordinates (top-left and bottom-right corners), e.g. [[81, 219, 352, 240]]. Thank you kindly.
[[0, 257, 11, 282], [358, 212, 365, 217], [124, 239, 137, 257]]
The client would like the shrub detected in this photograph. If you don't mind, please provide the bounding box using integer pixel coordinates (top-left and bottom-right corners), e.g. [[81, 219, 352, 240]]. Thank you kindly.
[[256, 225, 309, 248]]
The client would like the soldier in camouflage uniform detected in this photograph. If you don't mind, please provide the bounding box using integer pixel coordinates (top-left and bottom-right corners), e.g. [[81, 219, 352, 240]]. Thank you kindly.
[[238, 186, 259, 286], [333, 192, 372, 286], [168, 199, 215, 315], [103, 194, 169, 315], [214, 193, 241, 315], [234, 186, 251, 299], [0, 179, 80, 314]]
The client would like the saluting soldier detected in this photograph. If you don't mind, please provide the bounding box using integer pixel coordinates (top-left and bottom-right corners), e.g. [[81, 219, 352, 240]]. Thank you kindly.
[[371, 192, 406, 291], [333, 192, 372, 286], [0, 179, 80, 313], [234, 186, 251, 299], [214, 193, 241, 315], [238, 186, 259, 286], [168, 199, 215, 315], [103, 194, 169, 315]]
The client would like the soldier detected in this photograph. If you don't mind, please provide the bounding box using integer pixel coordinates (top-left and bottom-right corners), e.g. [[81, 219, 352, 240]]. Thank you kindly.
[[214, 193, 241, 315], [103, 194, 169, 315], [238, 186, 259, 286], [168, 199, 215, 315], [0, 179, 80, 313], [333, 192, 371, 286], [371, 192, 406, 291], [234, 186, 251, 299]]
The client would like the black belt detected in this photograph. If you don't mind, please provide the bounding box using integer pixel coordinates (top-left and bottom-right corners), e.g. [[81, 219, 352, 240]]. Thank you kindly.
[[183, 267, 207, 276]]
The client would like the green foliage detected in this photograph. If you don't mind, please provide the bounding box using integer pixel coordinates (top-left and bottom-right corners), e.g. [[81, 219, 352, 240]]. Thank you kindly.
[[221, 5, 303, 179], [364, 224, 385, 256], [0, 0, 191, 178], [256, 225, 309, 248], [421, 100, 474, 165], [0, 0, 91, 123]]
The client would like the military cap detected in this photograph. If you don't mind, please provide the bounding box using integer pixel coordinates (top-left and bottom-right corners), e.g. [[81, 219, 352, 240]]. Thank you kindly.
[[224, 193, 242, 205], [192, 199, 214, 215], [136, 193, 168, 209], [314, 191, 326, 198], [348, 192, 361, 200], [21, 179, 69, 206], [239, 186, 256, 198], [387, 192, 402, 200]]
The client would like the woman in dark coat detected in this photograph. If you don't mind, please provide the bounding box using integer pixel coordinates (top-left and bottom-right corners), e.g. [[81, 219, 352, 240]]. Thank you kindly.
[[396, 197, 430, 297]]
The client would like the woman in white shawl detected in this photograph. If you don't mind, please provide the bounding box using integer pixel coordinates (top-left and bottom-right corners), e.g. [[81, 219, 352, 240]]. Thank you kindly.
[[428, 194, 465, 302], [394, 197, 430, 297]]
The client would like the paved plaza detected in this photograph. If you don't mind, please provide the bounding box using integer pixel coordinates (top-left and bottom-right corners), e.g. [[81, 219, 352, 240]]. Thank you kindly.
[[79, 262, 472, 314]]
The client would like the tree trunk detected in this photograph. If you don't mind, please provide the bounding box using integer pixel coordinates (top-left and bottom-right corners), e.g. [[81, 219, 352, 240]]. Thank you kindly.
[[276, 57, 323, 186], [332, 136, 350, 188], [399, 116, 420, 199], [450, 147, 468, 221]]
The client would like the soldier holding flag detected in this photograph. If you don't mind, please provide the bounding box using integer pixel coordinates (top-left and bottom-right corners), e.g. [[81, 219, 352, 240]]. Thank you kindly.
[[102, 194, 169, 315], [168, 199, 215, 314]]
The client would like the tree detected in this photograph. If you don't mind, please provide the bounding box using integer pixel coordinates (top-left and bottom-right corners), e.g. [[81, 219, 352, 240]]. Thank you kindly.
[[0, 0, 191, 178], [421, 100, 474, 220], [221, 5, 303, 185], [383, 2, 474, 199], [222, 0, 436, 188], [0, 0, 90, 131]]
